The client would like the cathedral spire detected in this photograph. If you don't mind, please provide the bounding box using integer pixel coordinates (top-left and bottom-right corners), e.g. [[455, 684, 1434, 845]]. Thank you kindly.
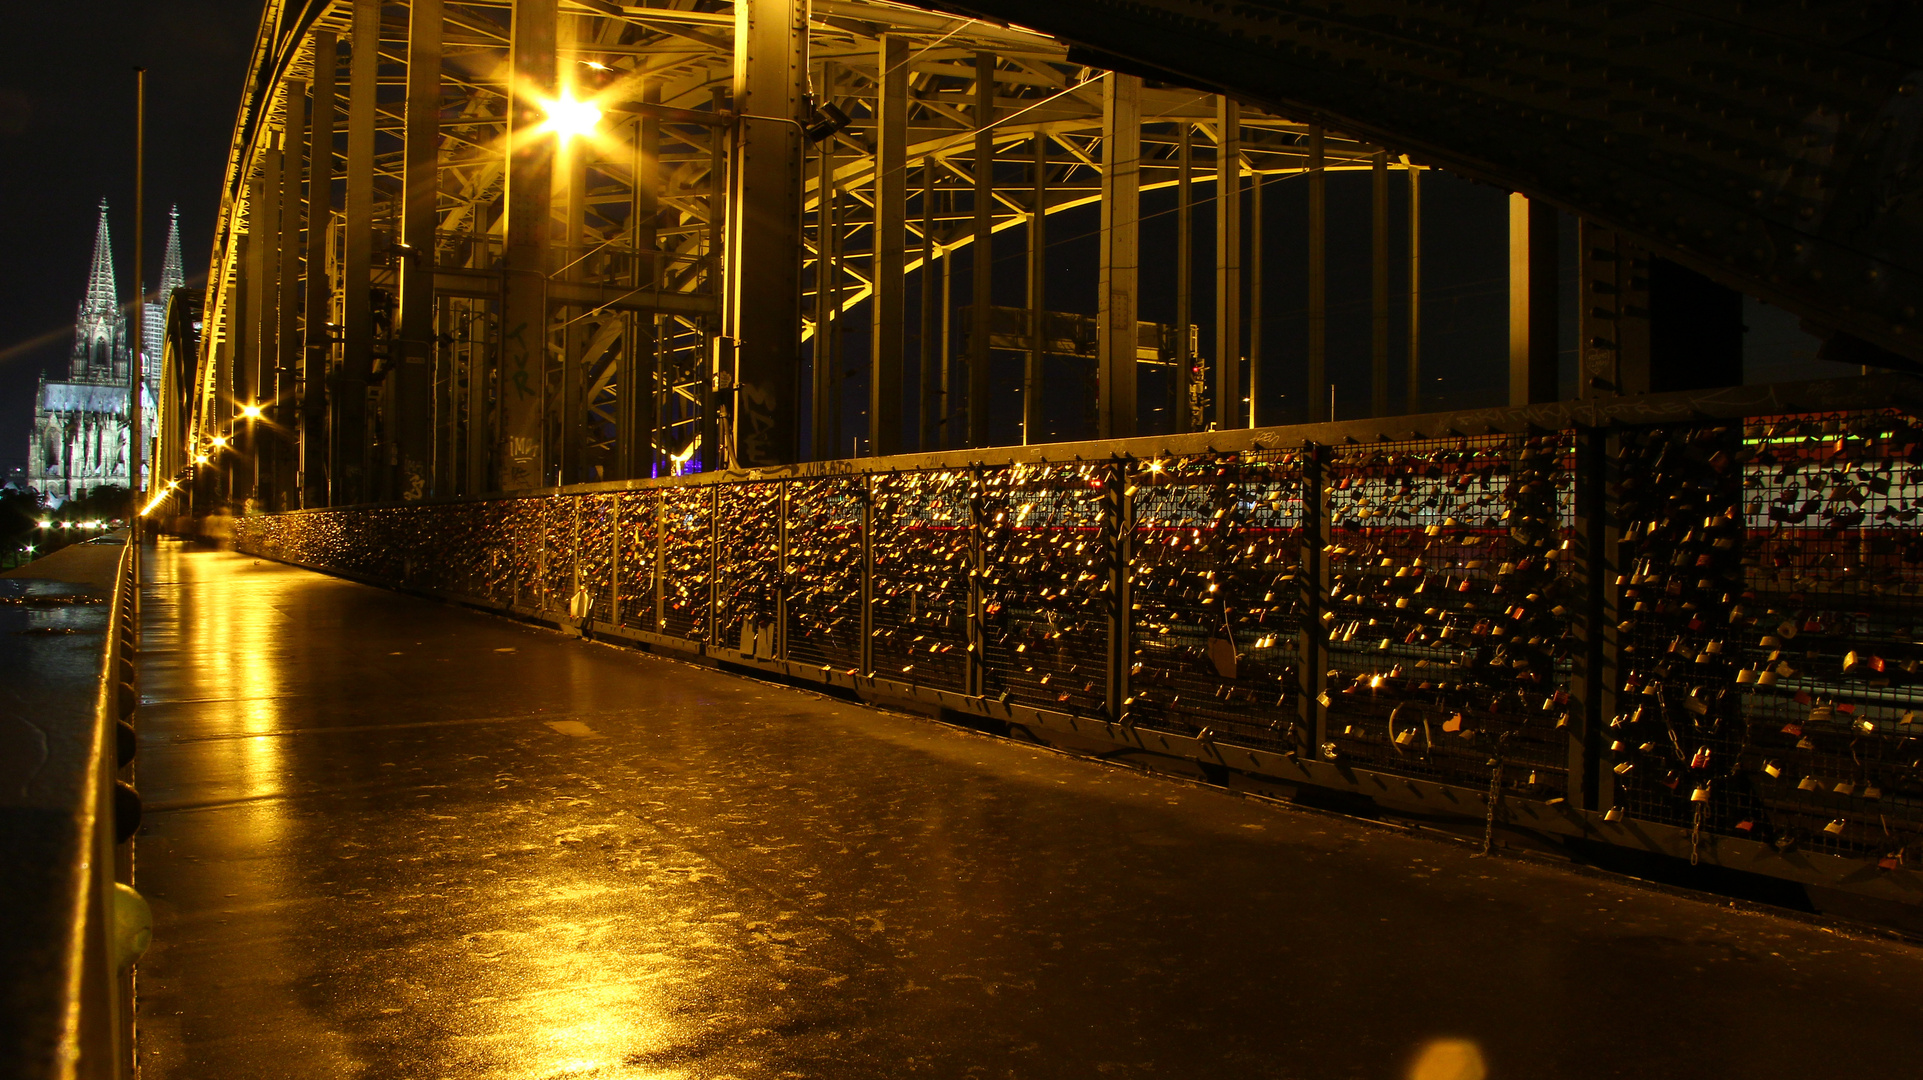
[[71, 199, 121, 380], [158, 206, 185, 299]]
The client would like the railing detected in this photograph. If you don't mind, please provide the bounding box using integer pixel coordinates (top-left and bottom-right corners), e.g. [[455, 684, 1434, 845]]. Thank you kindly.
[[0, 535, 144, 1079], [234, 375, 1923, 904]]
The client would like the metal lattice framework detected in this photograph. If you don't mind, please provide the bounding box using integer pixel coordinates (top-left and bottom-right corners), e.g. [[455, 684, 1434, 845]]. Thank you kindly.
[[162, 0, 1436, 519]]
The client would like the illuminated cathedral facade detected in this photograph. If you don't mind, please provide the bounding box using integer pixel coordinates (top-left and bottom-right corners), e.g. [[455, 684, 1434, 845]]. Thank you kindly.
[[29, 201, 183, 501]]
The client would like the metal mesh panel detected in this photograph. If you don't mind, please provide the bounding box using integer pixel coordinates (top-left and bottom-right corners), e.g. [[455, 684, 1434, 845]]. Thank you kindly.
[[871, 470, 973, 693], [1323, 434, 1577, 795], [499, 499, 544, 608], [714, 483, 784, 656], [1725, 410, 1923, 863], [980, 462, 1113, 716], [578, 494, 615, 622], [785, 477, 865, 672], [1610, 422, 1750, 834], [1129, 449, 1306, 750], [660, 485, 713, 642], [540, 497, 577, 616], [615, 490, 659, 633]]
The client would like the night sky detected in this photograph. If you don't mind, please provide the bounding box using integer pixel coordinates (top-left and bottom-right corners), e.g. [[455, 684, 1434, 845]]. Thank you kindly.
[[0, 0, 262, 475]]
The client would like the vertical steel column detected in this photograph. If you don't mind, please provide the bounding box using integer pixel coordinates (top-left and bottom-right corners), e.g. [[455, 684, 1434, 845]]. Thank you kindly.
[[397, 0, 442, 499], [1098, 73, 1141, 441], [619, 85, 661, 479], [1249, 172, 1263, 428], [967, 53, 994, 449], [918, 162, 937, 451], [336, 0, 379, 504], [1024, 136, 1046, 444], [1299, 440, 1330, 757], [726, 0, 807, 467], [870, 35, 908, 457], [250, 139, 281, 508], [1213, 98, 1240, 430], [500, 0, 557, 490], [811, 109, 837, 461], [1307, 124, 1327, 421], [1578, 220, 1652, 397], [276, 84, 305, 510], [231, 231, 254, 507], [559, 115, 589, 484], [1371, 150, 1389, 418], [1508, 193, 1558, 406], [300, 34, 335, 508], [1406, 163, 1421, 413], [940, 211, 953, 448], [703, 86, 726, 471], [1175, 125, 1194, 433]]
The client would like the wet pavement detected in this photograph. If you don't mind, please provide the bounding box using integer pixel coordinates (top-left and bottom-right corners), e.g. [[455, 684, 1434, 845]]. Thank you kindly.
[[133, 540, 1923, 1080]]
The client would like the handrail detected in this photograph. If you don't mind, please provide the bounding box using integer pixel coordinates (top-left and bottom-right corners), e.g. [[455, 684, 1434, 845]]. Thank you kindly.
[[0, 535, 146, 1079]]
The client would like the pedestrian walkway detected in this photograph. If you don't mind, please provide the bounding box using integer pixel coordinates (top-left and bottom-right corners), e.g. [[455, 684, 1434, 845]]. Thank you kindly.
[[133, 540, 1923, 1079]]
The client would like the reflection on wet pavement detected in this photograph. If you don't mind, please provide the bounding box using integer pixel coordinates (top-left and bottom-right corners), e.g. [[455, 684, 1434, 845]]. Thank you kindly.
[[134, 542, 1923, 1079]]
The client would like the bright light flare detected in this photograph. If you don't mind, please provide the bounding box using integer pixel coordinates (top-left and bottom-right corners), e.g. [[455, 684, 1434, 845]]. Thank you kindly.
[[36, 520, 50, 528], [541, 92, 602, 139], [240, 404, 264, 420], [194, 455, 210, 465], [210, 436, 228, 448]]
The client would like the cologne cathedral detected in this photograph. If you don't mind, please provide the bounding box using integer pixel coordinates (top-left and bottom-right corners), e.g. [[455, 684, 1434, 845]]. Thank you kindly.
[[29, 201, 184, 501]]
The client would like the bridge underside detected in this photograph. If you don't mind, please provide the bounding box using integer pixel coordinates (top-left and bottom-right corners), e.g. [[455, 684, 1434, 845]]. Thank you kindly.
[[158, 0, 1891, 518]]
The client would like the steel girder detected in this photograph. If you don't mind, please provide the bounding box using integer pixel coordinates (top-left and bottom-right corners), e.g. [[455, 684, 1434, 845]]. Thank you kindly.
[[905, 0, 1923, 369]]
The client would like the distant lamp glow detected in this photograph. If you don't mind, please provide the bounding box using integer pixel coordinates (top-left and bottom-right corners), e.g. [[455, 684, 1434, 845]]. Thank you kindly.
[[194, 454, 210, 465], [239, 404, 264, 420], [210, 436, 228, 448], [36, 520, 50, 528], [542, 92, 602, 139], [583, 60, 610, 71]]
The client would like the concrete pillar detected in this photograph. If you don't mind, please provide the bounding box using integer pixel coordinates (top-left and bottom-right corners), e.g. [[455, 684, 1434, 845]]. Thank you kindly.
[[1098, 73, 1141, 441], [500, 0, 557, 490], [397, 0, 442, 498], [301, 33, 335, 508], [1509, 193, 1558, 406], [726, 0, 807, 467], [869, 35, 908, 457], [1214, 98, 1241, 430], [250, 142, 280, 508], [335, 0, 378, 503]]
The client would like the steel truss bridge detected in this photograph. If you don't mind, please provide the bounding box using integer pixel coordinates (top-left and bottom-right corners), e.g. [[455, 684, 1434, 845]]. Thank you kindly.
[[149, 0, 1923, 900]]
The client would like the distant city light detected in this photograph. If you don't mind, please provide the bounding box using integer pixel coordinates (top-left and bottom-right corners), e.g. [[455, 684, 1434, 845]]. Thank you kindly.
[[240, 404, 264, 420], [37, 520, 50, 528], [210, 436, 228, 448]]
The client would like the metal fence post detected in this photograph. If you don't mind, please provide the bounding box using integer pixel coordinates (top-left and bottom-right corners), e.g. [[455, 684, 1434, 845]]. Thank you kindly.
[[609, 494, 622, 626], [653, 489, 667, 633], [1596, 427, 1625, 816], [1107, 459, 1133, 723], [966, 465, 986, 698], [860, 474, 875, 677], [1568, 425, 1608, 810], [1300, 441, 1332, 757]]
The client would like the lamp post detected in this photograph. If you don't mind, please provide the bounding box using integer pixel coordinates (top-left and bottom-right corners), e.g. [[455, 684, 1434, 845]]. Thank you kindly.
[[130, 67, 145, 591]]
